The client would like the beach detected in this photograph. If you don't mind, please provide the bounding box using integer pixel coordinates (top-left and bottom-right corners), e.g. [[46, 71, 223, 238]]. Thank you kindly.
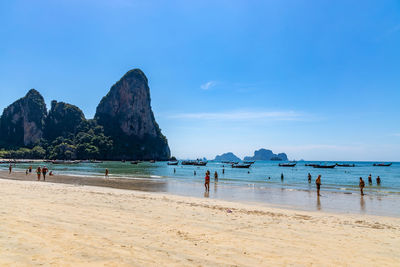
[[0, 172, 399, 266]]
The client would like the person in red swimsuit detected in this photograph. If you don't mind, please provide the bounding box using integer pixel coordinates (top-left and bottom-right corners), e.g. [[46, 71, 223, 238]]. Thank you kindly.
[[205, 172, 210, 191]]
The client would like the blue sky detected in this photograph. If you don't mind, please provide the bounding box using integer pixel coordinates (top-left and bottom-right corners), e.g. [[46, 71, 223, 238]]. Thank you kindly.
[[0, 0, 399, 161]]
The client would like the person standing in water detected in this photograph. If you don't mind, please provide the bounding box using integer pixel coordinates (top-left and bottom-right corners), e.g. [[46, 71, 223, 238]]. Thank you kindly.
[[281, 173, 284, 181], [214, 171, 218, 181], [359, 177, 365, 196], [9, 164, 12, 174], [315, 175, 321, 196], [42, 166, 48, 181], [29, 165, 32, 173], [308, 173, 312, 183], [376, 176, 381, 185], [204, 172, 210, 192], [36, 167, 42, 181], [222, 168, 225, 174], [368, 174, 372, 185], [105, 168, 109, 177]]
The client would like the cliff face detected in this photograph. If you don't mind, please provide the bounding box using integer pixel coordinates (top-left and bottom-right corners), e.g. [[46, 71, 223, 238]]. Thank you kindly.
[[95, 69, 170, 160], [0, 89, 47, 148], [44, 101, 86, 142], [244, 149, 288, 161]]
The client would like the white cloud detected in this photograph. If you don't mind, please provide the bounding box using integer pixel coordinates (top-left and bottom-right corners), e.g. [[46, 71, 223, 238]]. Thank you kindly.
[[170, 110, 303, 121], [200, 81, 217, 90]]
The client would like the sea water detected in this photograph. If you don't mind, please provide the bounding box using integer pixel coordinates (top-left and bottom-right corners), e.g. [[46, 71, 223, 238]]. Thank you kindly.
[[2, 161, 400, 216]]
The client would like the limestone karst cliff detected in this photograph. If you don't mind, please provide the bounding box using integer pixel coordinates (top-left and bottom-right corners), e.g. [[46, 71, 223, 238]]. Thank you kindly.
[[95, 69, 170, 160], [0, 89, 47, 148], [0, 69, 170, 160]]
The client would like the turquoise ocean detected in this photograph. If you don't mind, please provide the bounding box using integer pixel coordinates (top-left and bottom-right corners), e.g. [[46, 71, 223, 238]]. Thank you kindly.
[[2, 161, 399, 216]]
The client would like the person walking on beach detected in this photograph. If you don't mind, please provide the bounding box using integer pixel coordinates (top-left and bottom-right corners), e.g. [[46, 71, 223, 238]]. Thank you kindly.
[[368, 174, 372, 185], [376, 176, 381, 185], [214, 171, 218, 181], [105, 168, 109, 177], [308, 173, 312, 183], [316, 175, 321, 196], [9, 164, 12, 174], [359, 177, 365, 196], [204, 172, 210, 192], [36, 167, 42, 181], [42, 166, 48, 181]]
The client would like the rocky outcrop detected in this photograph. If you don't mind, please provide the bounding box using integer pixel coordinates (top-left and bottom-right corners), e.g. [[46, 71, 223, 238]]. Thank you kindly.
[[95, 69, 170, 160], [244, 149, 288, 161], [214, 152, 241, 162], [0, 89, 47, 148], [43, 101, 86, 142]]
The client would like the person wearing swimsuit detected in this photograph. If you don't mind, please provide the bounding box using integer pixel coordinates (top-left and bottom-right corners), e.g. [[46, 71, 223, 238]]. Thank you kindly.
[[205, 172, 210, 192], [42, 166, 48, 181], [359, 177, 365, 196], [36, 167, 42, 181], [316, 175, 321, 196]]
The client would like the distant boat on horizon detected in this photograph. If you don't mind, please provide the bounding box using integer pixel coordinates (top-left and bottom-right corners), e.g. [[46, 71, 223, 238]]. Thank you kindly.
[[313, 164, 336, 169], [373, 163, 392, 167], [278, 163, 296, 167], [336, 163, 355, 167], [305, 163, 319, 167], [232, 163, 251, 168]]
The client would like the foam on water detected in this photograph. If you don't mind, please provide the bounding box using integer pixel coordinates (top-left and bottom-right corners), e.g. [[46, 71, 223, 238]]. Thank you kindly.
[[2, 160, 400, 216]]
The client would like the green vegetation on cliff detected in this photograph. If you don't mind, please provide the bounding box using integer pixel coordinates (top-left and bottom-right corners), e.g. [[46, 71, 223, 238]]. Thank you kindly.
[[0, 69, 170, 160]]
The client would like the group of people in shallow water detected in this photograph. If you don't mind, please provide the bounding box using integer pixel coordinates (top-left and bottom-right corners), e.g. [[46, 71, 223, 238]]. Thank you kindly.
[[8, 164, 53, 181], [200, 168, 383, 196], [307, 172, 382, 197], [358, 174, 381, 196]]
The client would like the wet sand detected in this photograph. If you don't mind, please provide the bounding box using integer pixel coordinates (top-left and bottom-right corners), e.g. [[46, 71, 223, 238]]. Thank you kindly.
[[1, 169, 400, 217], [0, 169, 169, 192], [0, 173, 399, 266]]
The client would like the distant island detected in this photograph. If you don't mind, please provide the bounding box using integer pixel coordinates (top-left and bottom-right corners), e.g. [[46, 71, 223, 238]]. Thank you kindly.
[[214, 152, 241, 162], [0, 69, 171, 161], [213, 149, 289, 162], [244, 149, 288, 161]]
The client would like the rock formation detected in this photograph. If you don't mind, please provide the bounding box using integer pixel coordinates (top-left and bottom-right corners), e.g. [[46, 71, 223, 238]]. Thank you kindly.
[[244, 149, 288, 161], [0, 69, 170, 160], [214, 152, 241, 162], [95, 69, 170, 160], [44, 100, 86, 142], [0, 89, 47, 148]]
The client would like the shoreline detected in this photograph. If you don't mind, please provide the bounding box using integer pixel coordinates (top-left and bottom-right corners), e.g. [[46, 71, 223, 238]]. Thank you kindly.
[[1, 169, 400, 217], [0, 177, 399, 265]]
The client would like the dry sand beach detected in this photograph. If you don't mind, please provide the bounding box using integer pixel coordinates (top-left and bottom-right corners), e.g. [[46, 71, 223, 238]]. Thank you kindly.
[[0, 173, 399, 266]]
